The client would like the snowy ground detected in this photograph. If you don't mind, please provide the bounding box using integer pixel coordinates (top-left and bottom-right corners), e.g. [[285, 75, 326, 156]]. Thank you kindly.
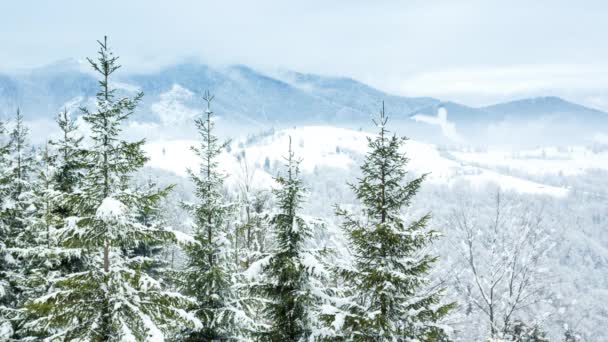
[[143, 125, 577, 198]]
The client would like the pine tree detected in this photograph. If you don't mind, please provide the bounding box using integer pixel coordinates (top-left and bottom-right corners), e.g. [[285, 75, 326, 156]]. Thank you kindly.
[[232, 157, 273, 338], [2, 109, 37, 313], [505, 320, 549, 342], [563, 326, 580, 342], [19, 144, 61, 289], [51, 108, 84, 220], [181, 91, 246, 340], [0, 117, 16, 339], [326, 103, 454, 341], [4, 109, 37, 251], [24, 36, 200, 341], [14, 143, 82, 340], [252, 137, 327, 341], [13, 110, 85, 339], [46, 108, 87, 277], [130, 177, 174, 279], [0, 110, 50, 339]]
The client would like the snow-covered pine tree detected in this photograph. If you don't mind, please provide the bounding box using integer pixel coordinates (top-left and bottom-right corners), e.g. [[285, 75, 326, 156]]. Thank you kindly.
[[0, 117, 16, 339], [238, 189, 270, 270], [4, 109, 37, 252], [232, 155, 273, 337], [32, 144, 61, 250], [0, 109, 50, 339], [563, 326, 581, 342], [51, 108, 84, 221], [130, 177, 174, 278], [17, 144, 61, 291], [14, 143, 82, 340], [251, 137, 328, 341], [181, 90, 248, 340], [326, 103, 454, 341], [14, 110, 86, 339], [504, 320, 549, 342], [46, 108, 87, 277], [2, 109, 38, 311], [24, 36, 200, 341]]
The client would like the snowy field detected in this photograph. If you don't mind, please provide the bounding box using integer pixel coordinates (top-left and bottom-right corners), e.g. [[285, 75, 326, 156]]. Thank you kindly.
[[143, 125, 580, 198]]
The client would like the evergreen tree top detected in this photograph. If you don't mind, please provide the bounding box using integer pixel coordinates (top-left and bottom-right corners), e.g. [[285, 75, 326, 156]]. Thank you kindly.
[[80, 36, 144, 160], [184, 90, 234, 236], [274, 136, 303, 200], [9, 108, 29, 150], [271, 136, 312, 253], [353, 102, 427, 224], [190, 90, 230, 182], [54, 108, 83, 147], [87, 36, 121, 100]]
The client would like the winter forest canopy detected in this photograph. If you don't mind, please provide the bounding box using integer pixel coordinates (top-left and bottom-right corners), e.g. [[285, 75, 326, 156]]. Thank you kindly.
[[0, 36, 605, 342]]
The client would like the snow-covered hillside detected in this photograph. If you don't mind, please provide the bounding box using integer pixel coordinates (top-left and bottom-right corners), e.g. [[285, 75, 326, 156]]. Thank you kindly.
[[144, 126, 570, 197], [141, 125, 608, 341], [449, 146, 608, 176], [4, 60, 608, 147]]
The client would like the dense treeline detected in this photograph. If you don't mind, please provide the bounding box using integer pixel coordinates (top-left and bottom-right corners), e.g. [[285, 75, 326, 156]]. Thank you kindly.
[[0, 37, 582, 342]]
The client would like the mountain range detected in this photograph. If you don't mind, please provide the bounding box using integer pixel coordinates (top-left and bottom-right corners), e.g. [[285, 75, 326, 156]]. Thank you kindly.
[[0, 59, 606, 146]]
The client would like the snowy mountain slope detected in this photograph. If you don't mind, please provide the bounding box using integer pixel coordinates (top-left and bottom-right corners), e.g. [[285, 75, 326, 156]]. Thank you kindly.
[[3, 60, 608, 147], [275, 70, 438, 120], [0, 59, 98, 116], [482, 96, 607, 121], [143, 126, 569, 197], [126, 63, 338, 124]]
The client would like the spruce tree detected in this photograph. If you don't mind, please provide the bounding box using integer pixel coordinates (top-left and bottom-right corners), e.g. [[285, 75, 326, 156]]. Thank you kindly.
[[252, 137, 326, 341], [181, 91, 245, 340], [0, 110, 48, 339], [563, 327, 580, 342], [505, 320, 549, 342], [326, 103, 454, 341], [14, 110, 85, 339], [47, 108, 87, 276], [18, 144, 62, 291], [0, 117, 16, 339], [233, 158, 273, 337], [15, 143, 81, 340], [130, 177, 174, 279], [2, 110, 37, 311], [51, 109, 85, 220], [4, 109, 37, 251], [240, 189, 270, 268], [24, 36, 200, 341]]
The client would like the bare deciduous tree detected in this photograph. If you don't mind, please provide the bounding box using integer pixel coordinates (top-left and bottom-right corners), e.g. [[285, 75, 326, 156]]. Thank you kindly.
[[450, 189, 552, 339]]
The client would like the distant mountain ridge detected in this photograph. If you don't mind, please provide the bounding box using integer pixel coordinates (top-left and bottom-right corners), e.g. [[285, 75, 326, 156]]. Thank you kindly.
[[482, 96, 607, 122], [0, 59, 607, 145]]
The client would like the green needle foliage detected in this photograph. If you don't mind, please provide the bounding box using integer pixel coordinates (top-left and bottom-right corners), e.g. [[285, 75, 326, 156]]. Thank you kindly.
[[253, 137, 326, 342], [327, 103, 455, 341], [181, 91, 246, 341], [23, 36, 199, 342]]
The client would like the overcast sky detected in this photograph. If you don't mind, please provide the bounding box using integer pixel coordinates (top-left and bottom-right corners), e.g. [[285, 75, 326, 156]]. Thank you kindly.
[[2, 0, 608, 109]]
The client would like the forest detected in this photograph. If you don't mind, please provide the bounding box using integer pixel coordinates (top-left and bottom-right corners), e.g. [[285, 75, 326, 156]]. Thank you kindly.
[[0, 37, 595, 342]]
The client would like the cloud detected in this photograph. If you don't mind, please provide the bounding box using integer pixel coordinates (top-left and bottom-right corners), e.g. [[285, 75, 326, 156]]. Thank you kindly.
[[2, 1, 608, 108], [395, 64, 608, 110]]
